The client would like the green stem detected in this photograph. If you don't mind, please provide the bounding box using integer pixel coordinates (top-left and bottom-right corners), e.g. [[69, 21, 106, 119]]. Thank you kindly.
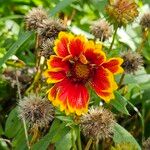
[[84, 138, 92, 150], [118, 73, 125, 89], [108, 26, 118, 53], [77, 127, 82, 150], [95, 139, 99, 150]]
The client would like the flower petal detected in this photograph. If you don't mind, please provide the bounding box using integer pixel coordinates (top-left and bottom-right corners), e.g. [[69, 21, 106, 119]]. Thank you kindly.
[[54, 32, 73, 57], [47, 55, 70, 72], [84, 41, 106, 65], [45, 71, 66, 83], [68, 35, 86, 57], [102, 58, 124, 74]]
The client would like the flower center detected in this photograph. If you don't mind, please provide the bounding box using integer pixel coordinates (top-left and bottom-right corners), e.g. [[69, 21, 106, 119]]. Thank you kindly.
[[74, 63, 90, 80]]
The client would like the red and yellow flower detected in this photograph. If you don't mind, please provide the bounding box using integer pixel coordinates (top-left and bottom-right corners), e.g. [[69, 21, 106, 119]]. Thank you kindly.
[[45, 32, 123, 115]]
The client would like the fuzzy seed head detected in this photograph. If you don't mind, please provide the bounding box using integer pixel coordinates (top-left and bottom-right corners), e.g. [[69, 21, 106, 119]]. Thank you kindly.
[[111, 142, 138, 150], [39, 39, 54, 58], [143, 137, 150, 150], [38, 18, 66, 39], [121, 51, 143, 74], [90, 19, 112, 41], [140, 12, 150, 29], [106, 0, 139, 27], [18, 94, 54, 128], [25, 7, 48, 31], [80, 107, 115, 140]]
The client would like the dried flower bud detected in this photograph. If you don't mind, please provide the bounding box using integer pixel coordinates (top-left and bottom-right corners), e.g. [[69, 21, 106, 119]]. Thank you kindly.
[[25, 7, 48, 31], [18, 94, 54, 128], [38, 18, 66, 39], [121, 51, 143, 74], [90, 19, 112, 41], [143, 137, 150, 150], [140, 12, 150, 29], [111, 142, 138, 150], [80, 107, 115, 140], [39, 39, 54, 58], [106, 0, 139, 27]]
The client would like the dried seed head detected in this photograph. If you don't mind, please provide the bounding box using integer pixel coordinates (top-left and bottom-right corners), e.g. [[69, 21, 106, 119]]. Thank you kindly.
[[38, 18, 67, 39], [121, 51, 143, 74], [39, 39, 54, 58], [111, 142, 138, 150], [80, 107, 115, 140], [25, 7, 48, 31], [106, 0, 139, 27], [90, 19, 112, 41], [143, 137, 150, 150], [140, 12, 150, 29], [18, 94, 54, 128]]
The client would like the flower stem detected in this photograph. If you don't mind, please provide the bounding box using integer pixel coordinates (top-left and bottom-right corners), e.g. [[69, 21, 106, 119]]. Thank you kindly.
[[77, 127, 82, 150], [108, 26, 118, 53], [118, 73, 125, 89], [84, 138, 92, 150]]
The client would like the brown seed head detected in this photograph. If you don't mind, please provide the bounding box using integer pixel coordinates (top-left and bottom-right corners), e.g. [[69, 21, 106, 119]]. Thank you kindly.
[[90, 19, 112, 41], [38, 18, 67, 39], [140, 12, 150, 29], [18, 94, 54, 128], [106, 0, 139, 27], [121, 51, 143, 74], [143, 137, 150, 150], [25, 7, 48, 31], [80, 107, 115, 140]]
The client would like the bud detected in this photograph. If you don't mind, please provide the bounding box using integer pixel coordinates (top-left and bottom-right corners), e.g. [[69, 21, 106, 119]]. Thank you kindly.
[[90, 19, 112, 41], [18, 94, 54, 128], [140, 12, 150, 29], [106, 0, 139, 27], [38, 18, 66, 39], [121, 51, 143, 74], [80, 107, 115, 140], [25, 7, 48, 31]]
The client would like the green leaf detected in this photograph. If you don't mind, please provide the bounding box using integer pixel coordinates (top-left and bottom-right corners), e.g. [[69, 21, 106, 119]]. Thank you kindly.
[[113, 123, 141, 150], [50, 0, 76, 16], [0, 31, 33, 67], [32, 119, 64, 150], [55, 131, 72, 150], [5, 107, 22, 138], [110, 91, 129, 115]]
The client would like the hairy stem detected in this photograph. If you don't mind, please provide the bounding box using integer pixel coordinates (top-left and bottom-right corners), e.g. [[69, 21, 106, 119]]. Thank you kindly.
[[118, 73, 125, 89], [84, 138, 93, 150], [77, 127, 82, 150]]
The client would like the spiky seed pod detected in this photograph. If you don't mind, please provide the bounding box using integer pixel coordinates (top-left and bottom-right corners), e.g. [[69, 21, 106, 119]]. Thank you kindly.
[[121, 51, 143, 74], [111, 142, 138, 150], [143, 137, 150, 150], [38, 18, 66, 39], [18, 94, 54, 128], [80, 107, 115, 141], [140, 12, 150, 29], [90, 19, 112, 41], [106, 0, 139, 27], [39, 39, 54, 58], [25, 7, 48, 31]]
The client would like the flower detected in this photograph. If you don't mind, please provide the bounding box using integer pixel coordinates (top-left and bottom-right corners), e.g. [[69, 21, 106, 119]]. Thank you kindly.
[[90, 19, 112, 41], [121, 51, 143, 74], [18, 94, 54, 128], [80, 107, 115, 140], [45, 32, 123, 115], [140, 12, 150, 29], [106, 0, 139, 27], [25, 7, 48, 30]]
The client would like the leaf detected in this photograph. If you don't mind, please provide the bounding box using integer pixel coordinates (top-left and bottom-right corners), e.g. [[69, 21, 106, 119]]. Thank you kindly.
[[5, 107, 22, 138], [110, 91, 129, 115], [32, 119, 70, 150], [50, 0, 76, 16], [113, 123, 141, 150], [0, 31, 33, 67], [55, 131, 72, 150]]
